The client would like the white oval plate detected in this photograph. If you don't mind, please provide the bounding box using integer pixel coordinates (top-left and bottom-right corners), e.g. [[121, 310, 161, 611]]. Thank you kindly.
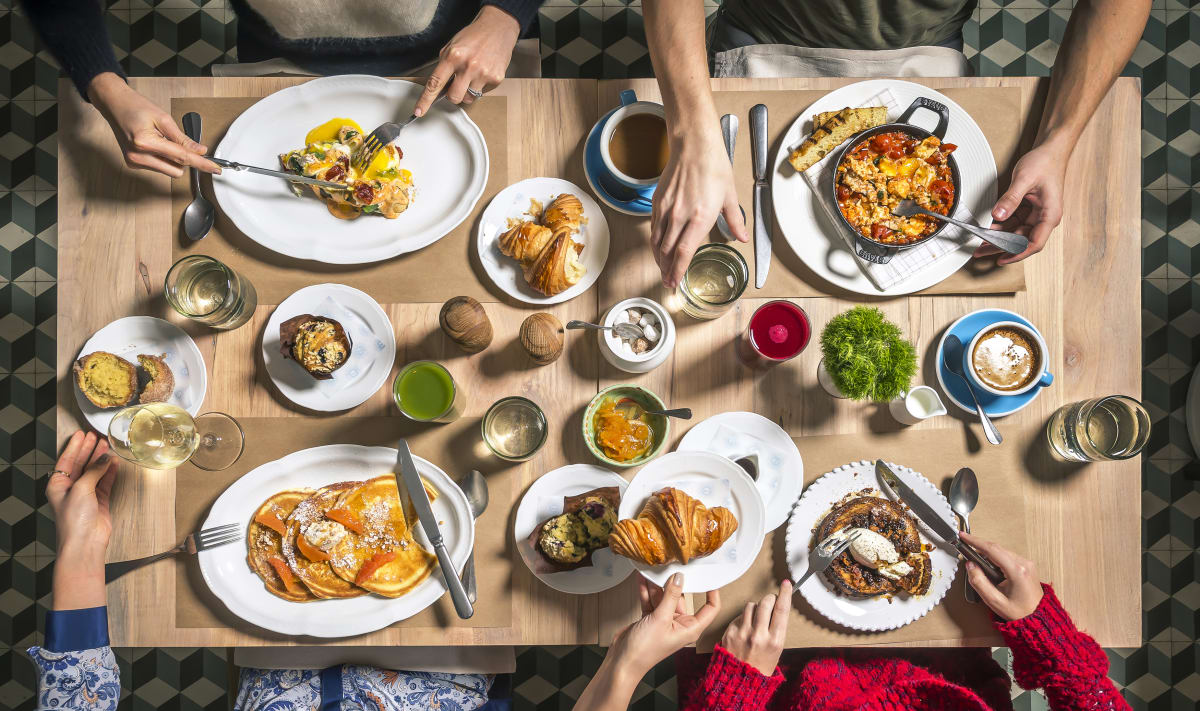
[[677, 411, 803, 533], [771, 79, 998, 296], [784, 460, 958, 632], [74, 316, 206, 433], [199, 444, 474, 638], [514, 464, 635, 594], [262, 283, 396, 412], [212, 75, 489, 264], [620, 451, 766, 593], [476, 177, 610, 304]]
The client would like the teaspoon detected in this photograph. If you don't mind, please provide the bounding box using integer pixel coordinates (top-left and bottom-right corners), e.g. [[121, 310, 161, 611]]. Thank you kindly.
[[716, 114, 748, 240], [949, 467, 980, 603], [181, 112, 215, 241], [943, 335, 1001, 445], [565, 319, 644, 340]]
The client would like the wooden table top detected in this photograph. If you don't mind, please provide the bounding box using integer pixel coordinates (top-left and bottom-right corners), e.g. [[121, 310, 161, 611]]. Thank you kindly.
[[56, 76, 1142, 649]]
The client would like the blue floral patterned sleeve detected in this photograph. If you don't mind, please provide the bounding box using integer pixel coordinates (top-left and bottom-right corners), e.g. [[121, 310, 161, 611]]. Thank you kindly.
[[27, 606, 122, 711]]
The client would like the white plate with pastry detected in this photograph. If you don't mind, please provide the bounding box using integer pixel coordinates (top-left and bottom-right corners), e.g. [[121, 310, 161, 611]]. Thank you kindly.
[[616, 451, 765, 594], [262, 284, 396, 413], [213, 74, 488, 264], [476, 177, 610, 304], [73, 316, 206, 434], [199, 444, 474, 638], [514, 464, 636, 595], [676, 411, 804, 533], [784, 460, 958, 632]]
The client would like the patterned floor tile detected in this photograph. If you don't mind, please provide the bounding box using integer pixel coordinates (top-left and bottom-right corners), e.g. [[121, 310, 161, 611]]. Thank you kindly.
[[1165, 10, 1200, 101], [539, 6, 605, 79]]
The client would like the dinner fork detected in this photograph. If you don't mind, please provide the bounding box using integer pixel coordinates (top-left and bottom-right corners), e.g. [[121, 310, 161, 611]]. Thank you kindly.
[[791, 530, 861, 591], [354, 93, 451, 173], [104, 523, 241, 584]]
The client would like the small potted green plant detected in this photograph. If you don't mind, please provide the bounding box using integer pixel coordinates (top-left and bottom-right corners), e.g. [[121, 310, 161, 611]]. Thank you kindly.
[[818, 306, 917, 402]]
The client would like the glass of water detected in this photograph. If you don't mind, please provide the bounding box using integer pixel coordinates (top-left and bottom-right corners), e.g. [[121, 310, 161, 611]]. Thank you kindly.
[[165, 255, 258, 330], [1045, 395, 1150, 462], [676, 243, 749, 320]]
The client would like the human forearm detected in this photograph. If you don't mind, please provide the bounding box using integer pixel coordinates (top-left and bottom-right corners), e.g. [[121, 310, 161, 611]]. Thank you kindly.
[[572, 655, 644, 711], [1036, 0, 1150, 156], [642, 0, 718, 142], [53, 543, 107, 611]]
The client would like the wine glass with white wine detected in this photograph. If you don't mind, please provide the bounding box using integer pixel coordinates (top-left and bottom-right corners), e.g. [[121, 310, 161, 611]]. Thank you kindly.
[[107, 403, 245, 471]]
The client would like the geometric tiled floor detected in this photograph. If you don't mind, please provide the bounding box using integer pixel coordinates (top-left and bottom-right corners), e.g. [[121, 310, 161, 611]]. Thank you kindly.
[[1, 1, 1196, 709]]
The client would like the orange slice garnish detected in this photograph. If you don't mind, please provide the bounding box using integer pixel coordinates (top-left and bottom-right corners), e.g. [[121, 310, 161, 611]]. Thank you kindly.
[[253, 510, 287, 537], [355, 551, 397, 586], [267, 556, 304, 596], [325, 508, 365, 534], [296, 534, 330, 563]]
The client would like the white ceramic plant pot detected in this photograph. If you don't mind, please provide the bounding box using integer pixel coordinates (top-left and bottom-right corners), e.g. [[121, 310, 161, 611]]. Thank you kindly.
[[816, 358, 848, 399]]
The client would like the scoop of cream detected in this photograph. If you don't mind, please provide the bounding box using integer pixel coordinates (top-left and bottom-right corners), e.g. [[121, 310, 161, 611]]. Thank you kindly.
[[841, 527, 913, 581]]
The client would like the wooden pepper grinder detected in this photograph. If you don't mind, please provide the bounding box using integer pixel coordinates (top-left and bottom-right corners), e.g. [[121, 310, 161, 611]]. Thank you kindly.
[[520, 313, 564, 365], [439, 296, 493, 353]]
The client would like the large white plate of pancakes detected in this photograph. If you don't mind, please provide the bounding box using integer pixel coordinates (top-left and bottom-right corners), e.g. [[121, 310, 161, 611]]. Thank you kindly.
[[199, 444, 474, 638], [212, 74, 488, 264], [784, 460, 958, 632]]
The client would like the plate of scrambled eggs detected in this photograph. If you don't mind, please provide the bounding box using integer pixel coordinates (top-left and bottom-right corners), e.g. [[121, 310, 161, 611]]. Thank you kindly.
[[212, 75, 488, 264]]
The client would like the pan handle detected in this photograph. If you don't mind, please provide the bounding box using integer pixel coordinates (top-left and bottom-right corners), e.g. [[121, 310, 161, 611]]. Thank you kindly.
[[897, 97, 950, 140], [854, 234, 893, 264]]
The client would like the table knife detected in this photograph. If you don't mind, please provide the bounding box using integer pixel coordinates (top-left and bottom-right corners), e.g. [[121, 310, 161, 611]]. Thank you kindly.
[[749, 103, 771, 288], [874, 460, 1005, 584], [209, 157, 350, 190], [396, 440, 474, 619]]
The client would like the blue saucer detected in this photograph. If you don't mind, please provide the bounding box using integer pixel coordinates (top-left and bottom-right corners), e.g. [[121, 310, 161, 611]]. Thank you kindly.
[[934, 308, 1051, 418], [583, 108, 654, 217]]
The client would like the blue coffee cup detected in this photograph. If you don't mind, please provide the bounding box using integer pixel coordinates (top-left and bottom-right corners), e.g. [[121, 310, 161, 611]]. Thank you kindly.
[[596, 89, 667, 208], [963, 320, 1053, 397]]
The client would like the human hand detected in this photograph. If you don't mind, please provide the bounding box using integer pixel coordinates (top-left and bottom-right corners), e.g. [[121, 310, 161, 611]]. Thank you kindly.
[[414, 6, 520, 116], [88, 72, 220, 178], [720, 579, 791, 675], [961, 532, 1044, 621], [609, 574, 721, 676], [975, 142, 1067, 265], [48, 431, 118, 610], [651, 126, 748, 288]]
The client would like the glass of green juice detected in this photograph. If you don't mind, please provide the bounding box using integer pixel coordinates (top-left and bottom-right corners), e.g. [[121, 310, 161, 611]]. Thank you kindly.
[[393, 361, 466, 423]]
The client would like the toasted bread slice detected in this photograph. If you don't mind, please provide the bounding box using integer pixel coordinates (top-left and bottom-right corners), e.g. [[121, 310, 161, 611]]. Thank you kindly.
[[74, 352, 139, 409], [788, 106, 888, 173], [136, 354, 175, 404]]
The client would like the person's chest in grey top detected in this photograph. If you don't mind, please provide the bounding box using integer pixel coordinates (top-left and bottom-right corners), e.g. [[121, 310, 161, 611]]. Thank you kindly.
[[248, 0, 441, 40]]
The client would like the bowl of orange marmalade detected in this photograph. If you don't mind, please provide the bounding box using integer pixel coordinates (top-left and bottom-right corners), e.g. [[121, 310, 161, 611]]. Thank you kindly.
[[583, 384, 669, 468]]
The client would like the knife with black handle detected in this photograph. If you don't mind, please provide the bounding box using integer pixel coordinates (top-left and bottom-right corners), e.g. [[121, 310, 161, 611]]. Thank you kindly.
[[875, 460, 1005, 584]]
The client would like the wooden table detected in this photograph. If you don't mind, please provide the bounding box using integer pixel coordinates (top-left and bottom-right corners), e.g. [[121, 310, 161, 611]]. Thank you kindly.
[[56, 77, 1141, 649]]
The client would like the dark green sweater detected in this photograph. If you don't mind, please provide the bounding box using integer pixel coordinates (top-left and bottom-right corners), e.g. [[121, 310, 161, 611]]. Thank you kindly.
[[721, 0, 975, 50]]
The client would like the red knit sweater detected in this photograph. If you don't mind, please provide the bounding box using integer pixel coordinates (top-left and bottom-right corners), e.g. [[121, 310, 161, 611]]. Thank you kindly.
[[677, 585, 1130, 711]]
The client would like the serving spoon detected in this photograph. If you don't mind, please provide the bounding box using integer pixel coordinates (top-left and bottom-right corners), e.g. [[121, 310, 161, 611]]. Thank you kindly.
[[893, 199, 1028, 255]]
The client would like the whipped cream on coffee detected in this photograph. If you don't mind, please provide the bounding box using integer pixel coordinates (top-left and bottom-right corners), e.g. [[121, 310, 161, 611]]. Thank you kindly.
[[972, 326, 1038, 391]]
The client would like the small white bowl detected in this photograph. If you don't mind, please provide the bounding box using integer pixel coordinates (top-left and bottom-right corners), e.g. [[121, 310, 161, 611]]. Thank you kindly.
[[598, 297, 675, 373]]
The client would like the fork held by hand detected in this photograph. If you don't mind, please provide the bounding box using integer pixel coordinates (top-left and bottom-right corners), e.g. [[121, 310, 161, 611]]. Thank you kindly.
[[355, 94, 451, 172], [104, 523, 241, 584]]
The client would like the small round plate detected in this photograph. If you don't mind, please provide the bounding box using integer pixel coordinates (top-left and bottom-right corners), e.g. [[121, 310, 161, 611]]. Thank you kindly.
[[676, 412, 803, 532], [620, 451, 766, 593], [514, 464, 635, 595], [583, 108, 653, 217], [476, 177, 610, 305], [784, 460, 958, 632], [262, 284, 396, 412], [934, 308, 1045, 418], [74, 316, 207, 433]]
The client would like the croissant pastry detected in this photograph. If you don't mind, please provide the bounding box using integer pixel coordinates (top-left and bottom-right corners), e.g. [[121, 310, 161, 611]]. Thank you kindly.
[[498, 221, 554, 267], [609, 487, 738, 566], [543, 193, 584, 234], [524, 228, 586, 297]]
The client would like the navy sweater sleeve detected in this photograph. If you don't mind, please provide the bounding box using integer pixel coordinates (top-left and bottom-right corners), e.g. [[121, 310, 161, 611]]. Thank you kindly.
[[483, 0, 543, 32], [21, 0, 125, 101]]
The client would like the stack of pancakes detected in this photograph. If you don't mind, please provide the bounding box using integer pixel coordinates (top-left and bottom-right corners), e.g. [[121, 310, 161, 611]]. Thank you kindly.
[[816, 496, 932, 598], [246, 475, 438, 602]]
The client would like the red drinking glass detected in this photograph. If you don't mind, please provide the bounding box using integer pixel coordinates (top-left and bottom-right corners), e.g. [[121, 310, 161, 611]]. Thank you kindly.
[[740, 300, 811, 367]]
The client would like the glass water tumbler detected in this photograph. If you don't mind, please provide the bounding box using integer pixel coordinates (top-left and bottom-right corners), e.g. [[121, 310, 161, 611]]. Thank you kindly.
[[1045, 395, 1150, 463]]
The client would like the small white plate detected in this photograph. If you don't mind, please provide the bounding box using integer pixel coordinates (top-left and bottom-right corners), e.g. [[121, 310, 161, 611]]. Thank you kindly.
[[199, 444, 474, 638], [514, 464, 635, 595], [784, 460, 958, 632], [476, 177, 610, 304], [262, 284, 396, 412], [620, 451, 766, 593], [73, 316, 207, 433], [676, 412, 804, 532]]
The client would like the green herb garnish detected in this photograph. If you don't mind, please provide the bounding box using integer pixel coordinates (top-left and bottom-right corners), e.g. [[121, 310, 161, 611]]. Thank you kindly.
[[820, 306, 917, 402]]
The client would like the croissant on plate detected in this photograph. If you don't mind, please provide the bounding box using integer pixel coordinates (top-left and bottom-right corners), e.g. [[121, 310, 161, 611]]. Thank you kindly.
[[524, 228, 586, 297], [498, 221, 554, 268], [609, 487, 739, 566], [543, 194, 584, 234]]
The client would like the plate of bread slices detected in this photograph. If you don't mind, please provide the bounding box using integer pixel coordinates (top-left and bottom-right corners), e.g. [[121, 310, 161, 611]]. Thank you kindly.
[[201, 444, 474, 637], [73, 316, 206, 433], [515, 464, 636, 594], [477, 177, 610, 304], [784, 460, 958, 632], [614, 451, 766, 593]]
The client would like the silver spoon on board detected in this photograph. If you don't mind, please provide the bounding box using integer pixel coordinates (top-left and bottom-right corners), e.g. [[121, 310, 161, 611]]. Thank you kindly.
[[453, 469, 489, 604], [181, 112, 215, 241], [716, 114, 748, 240], [949, 467, 981, 603]]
